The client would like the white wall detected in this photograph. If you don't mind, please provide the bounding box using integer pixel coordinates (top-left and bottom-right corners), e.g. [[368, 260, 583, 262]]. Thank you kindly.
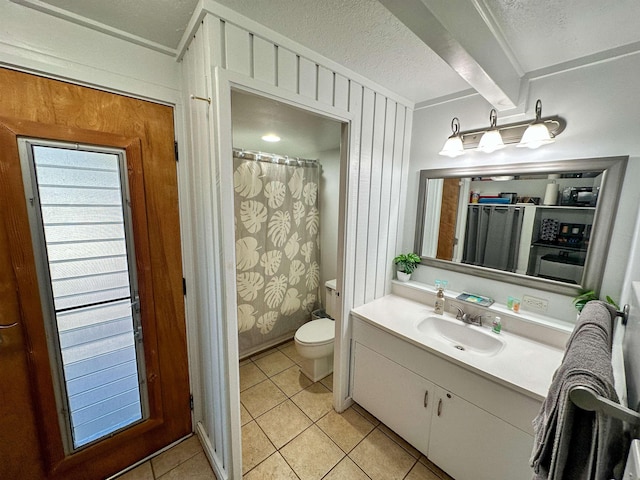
[[405, 53, 640, 322], [180, 3, 413, 477], [0, 0, 180, 102], [309, 147, 341, 308]]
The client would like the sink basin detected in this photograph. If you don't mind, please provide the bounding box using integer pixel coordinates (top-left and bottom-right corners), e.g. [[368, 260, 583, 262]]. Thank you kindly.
[[416, 316, 505, 355]]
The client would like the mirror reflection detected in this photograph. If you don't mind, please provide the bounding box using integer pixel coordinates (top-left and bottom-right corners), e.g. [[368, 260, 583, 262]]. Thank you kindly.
[[415, 157, 627, 293]]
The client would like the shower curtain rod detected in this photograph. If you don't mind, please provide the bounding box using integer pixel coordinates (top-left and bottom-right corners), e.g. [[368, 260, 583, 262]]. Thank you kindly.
[[233, 147, 319, 166]]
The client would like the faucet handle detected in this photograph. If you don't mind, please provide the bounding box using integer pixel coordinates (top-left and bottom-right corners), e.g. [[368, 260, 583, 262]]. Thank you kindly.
[[455, 306, 464, 319]]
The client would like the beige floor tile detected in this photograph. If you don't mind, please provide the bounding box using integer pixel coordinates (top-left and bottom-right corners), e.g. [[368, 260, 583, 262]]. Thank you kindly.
[[419, 456, 454, 480], [239, 362, 268, 392], [255, 400, 312, 449], [240, 380, 287, 418], [239, 358, 252, 367], [157, 451, 216, 480], [280, 425, 344, 480], [378, 424, 421, 458], [316, 407, 375, 453], [323, 456, 371, 480], [240, 402, 252, 426], [271, 365, 313, 397], [116, 461, 154, 480], [151, 435, 203, 478], [291, 382, 333, 421], [254, 350, 295, 377], [320, 373, 334, 391], [277, 340, 295, 350], [242, 421, 276, 474], [405, 461, 441, 480], [243, 452, 298, 480], [351, 403, 380, 426], [279, 342, 305, 365], [250, 347, 279, 362], [349, 429, 416, 480]]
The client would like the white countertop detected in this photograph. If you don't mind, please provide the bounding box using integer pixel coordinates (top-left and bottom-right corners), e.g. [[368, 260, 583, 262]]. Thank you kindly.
[[351, 294, 565, 401]]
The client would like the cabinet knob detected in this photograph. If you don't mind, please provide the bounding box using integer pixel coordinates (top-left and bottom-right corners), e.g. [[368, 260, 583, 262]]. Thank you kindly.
[[424, 390, 429, 408], [437, 398, 443, 416]]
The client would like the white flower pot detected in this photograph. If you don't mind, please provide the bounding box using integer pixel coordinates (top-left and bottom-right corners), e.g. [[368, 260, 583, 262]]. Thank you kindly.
[[397, 271, 411, 282]]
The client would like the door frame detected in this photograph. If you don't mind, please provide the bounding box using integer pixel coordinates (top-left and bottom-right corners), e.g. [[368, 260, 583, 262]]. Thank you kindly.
[[207, 66, 359, 477]]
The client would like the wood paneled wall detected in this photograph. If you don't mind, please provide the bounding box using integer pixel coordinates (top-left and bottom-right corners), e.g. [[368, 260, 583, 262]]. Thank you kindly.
[[199, 14, 414, 304], [181, 10, 413, 479]]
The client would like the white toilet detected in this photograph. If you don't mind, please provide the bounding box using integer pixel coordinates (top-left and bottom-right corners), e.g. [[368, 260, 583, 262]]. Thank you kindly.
[[294, 279, 337, 382]]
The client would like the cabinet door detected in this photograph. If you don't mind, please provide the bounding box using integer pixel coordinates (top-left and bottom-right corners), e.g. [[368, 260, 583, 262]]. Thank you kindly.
[[352, 342, 434, 455], [429, 388, 533, 480]]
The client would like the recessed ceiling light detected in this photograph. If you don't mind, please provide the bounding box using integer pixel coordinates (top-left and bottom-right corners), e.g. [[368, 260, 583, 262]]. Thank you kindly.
[[261, 134, 281, 142]]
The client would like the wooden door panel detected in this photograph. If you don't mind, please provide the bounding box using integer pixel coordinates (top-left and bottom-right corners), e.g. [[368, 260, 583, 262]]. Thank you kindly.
[[0, 213, 45, 478], [436, 178, 461, 260], [0, 68, 190, 480]]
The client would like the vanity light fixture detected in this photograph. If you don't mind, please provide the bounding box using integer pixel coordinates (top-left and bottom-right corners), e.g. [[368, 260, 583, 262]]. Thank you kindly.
[[517, 99, 554, 149], [438, 117, 464, 157], [476, 109, 505, 153], [261, 134, 281, 142], [438, 99, 566, 157]]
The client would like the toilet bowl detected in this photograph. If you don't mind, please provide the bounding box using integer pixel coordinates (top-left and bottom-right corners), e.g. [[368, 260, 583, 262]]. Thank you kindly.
[[294, 279, 337, 382]]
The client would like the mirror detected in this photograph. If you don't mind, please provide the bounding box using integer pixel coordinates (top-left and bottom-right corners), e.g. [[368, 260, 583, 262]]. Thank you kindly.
[[414, 156, 628, 295]]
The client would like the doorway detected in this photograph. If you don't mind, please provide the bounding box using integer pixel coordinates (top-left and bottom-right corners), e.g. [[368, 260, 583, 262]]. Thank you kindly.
[[0, 68, 191, 479], [230, 89, 344, 358], [229, 88, 347, 474]]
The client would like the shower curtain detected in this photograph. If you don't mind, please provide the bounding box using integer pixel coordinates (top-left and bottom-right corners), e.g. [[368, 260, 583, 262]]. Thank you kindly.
[[233, 150, 321, 357], [462, 204, 524, 272]]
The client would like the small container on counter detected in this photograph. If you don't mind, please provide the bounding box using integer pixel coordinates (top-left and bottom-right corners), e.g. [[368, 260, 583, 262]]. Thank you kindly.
[[492, 316, 502, 334]]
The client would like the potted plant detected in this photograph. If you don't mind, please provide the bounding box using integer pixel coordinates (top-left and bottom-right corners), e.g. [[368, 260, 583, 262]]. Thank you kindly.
[[572, 288, 619, 313], [393, 252, 421, 282]]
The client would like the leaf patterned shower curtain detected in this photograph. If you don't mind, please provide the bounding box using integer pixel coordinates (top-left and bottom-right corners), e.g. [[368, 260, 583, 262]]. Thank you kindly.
[[233, 152, 320, 357]]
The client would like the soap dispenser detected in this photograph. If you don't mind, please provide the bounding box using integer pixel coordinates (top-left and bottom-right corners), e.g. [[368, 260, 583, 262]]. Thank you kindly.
[[434, 286, 445, 315], [492, 316, 502, 334]]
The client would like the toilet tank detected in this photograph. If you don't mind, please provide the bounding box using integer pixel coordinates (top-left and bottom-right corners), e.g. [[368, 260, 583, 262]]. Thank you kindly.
[[324, 279, 338, 319]]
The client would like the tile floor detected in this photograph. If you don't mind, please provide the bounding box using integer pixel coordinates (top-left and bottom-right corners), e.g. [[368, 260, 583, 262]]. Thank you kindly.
[[240, 341, 454, 480], [117, 340, 455, 480], [115, 435, 216, 480]]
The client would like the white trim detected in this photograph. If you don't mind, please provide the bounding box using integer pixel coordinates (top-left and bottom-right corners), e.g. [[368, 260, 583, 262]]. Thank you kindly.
[[9, 0, 177, 56], [210, 67, 241, 478], [177, 0, 414, 108], [197, 422, 228, 480], [211, 66, 359, 474], [0, 42, 180, 106]]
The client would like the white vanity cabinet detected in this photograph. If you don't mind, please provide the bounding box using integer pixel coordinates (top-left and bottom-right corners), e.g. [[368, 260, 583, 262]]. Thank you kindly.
[[351, 315, 539, 480], [352, 343, 435, 454], [428, 387, 533, 480]]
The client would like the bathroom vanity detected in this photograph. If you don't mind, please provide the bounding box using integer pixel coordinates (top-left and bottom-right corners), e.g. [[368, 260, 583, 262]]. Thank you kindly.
[[350, 294, 566, 480]]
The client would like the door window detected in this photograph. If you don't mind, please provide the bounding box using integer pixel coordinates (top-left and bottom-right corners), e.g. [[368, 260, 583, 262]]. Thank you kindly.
[[19, 140, 148, 451]]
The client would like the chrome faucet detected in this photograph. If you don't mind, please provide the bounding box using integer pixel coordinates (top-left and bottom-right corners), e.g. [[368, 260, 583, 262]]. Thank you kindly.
[[455, 306, 482, 326]]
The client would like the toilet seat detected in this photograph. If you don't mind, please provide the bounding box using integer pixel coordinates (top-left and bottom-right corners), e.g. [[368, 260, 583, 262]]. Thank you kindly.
[[295, 318, 334, 346]]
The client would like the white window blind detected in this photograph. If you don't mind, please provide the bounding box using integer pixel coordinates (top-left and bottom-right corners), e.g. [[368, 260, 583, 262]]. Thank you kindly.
[[26, 144, 146, 450]]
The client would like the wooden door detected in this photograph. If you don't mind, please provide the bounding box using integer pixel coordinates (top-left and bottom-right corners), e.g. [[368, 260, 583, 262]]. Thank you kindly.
[[436, 178, 460, 261], [0, 68, 190, 479]]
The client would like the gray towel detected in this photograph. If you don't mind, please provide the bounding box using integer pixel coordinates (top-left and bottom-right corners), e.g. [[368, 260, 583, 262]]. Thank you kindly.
[[530, 301, 624, 479]]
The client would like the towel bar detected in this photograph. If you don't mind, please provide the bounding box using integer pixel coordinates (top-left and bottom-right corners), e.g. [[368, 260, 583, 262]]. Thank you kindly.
[[617, 304, 630, 326], [570, 386, 640, 426]]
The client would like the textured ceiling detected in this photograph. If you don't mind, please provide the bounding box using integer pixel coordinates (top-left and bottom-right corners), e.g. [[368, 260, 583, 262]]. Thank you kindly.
[[33, 0, 199, 48], [484, 0, 640, 72], [213, 0, 470, 103], [231, 90, 342, 158], [18, 0, 640, 105]]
